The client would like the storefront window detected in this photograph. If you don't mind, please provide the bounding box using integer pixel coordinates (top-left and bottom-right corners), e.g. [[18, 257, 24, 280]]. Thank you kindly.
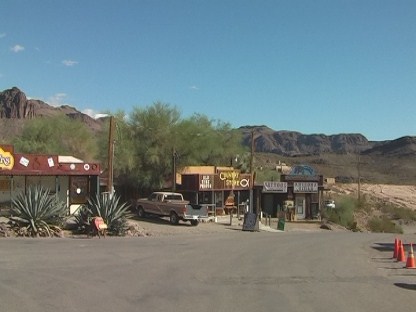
[[215, 191, 223, 207]]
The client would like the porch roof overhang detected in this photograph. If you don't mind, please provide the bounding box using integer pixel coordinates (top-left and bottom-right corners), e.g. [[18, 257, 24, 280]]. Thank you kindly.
[[0, 153, 100, 176]]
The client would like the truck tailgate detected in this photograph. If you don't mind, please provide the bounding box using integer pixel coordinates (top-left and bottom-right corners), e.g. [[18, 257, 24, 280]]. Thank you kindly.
[[184, 204, 209, 218]]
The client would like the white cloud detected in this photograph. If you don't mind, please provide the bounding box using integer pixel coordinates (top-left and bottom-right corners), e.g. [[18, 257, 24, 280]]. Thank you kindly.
[[82, 108, 108, 119], [189, 85, 200, 90], [10, 44, 24, 53], [62, 59, 78, 67], [47, 93, 68, 107], [0, 33, 6, 38]]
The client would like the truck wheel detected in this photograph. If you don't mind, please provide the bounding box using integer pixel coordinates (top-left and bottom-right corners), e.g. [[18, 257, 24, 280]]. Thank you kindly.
[[137, 206, 146, 218], [170, 212, 179, 225], [190, 220, 199, 226]]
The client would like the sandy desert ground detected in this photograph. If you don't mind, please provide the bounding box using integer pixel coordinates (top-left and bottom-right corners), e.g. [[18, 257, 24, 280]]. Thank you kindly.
[[329, 183, 416, 210]]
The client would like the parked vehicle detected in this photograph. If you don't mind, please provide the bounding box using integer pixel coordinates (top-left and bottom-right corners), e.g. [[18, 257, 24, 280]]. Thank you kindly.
[[324, 200, 336, 209], [135, 192, 208, 226]]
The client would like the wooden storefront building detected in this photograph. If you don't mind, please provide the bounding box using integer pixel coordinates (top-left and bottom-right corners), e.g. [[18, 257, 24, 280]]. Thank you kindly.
[[0, 145, 100, 215], [178, 166, 254, 216], [261, 165, 324, 220]]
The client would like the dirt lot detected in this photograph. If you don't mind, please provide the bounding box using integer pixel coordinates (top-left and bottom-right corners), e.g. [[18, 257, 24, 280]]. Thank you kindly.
[[124, 214, 330, 238], [327, 183, 416, 234], [84, 183, 416, 237], [330, 183, 416, 210], [3, 183, 416, 238]]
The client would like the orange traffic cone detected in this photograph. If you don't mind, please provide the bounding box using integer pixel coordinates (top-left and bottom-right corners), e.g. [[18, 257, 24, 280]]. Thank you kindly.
[[405, 243, 416, 269], [393, 238, 399, 259], [397, 241, 406, 262]]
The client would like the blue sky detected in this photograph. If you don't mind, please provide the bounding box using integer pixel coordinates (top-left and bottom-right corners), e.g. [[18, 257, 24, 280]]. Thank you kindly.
[[1, 0, 415, 141]]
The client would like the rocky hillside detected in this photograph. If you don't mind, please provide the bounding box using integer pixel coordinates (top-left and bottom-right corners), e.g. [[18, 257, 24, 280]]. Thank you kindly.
[[2, 87, 416, 161], [239, 125, 416, 158], [0, 87, 103, 141]]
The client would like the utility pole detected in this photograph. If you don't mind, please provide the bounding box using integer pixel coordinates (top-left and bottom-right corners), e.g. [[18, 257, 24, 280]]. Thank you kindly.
[[107, 116, 115, 196], [172, 147, 177, 192], [249, 129, 255, 213], [357, 154, 363, 201]]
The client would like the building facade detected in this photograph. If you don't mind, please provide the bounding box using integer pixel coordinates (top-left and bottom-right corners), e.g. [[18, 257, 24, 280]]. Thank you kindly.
[[178, 166, 254, 216], [261, 165, 324, 220], [0, 145, 100, 215]]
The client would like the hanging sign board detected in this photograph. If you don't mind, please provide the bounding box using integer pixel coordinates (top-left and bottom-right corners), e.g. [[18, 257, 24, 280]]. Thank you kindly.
[[293, 182, 318, 193], [263, 181, 287, 193]]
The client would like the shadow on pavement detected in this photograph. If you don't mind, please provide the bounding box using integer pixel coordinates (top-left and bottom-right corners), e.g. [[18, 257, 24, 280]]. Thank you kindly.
[[130, 215, 196, 227], [394, 283, 416, 291]]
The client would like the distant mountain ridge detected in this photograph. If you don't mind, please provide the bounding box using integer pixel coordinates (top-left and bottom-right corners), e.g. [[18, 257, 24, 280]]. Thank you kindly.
[[0, 87, 103, 133], [1, 87, 415, 158], [239, 126, 416, 157]]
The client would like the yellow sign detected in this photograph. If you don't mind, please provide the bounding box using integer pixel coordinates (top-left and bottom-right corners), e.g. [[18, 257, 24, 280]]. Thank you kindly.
[[219, 171, 250, 188], [0, 148, 14, 170]]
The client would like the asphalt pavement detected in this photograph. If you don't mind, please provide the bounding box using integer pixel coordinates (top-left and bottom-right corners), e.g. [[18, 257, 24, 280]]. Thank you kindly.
[[1, 230, 416, 312]]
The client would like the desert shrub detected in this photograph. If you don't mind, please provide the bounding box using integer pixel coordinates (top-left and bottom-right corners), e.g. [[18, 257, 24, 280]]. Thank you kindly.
[[368, 216, 403, 233], [12, 185, 67, 237], [380, 204, 416, 221], [356, 194, 372, 214], [323, 196, 356, 230], [77, 193, 132, 236]]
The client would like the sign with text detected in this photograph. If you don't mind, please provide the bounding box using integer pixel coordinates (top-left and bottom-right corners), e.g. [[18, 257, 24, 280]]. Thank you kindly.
[[199, 175, 214, 190], [0, 147, 14, 170], [215, 171, 251, 190], [293, 182, 318, 193], [263, 181, 287, 193]]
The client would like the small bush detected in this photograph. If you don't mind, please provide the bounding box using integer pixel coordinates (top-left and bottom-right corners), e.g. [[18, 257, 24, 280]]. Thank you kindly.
[[380, 204, 416, 221], [356, 194, 372, 214], [368, 216, 403, 234], [323, 196, 356, 230]]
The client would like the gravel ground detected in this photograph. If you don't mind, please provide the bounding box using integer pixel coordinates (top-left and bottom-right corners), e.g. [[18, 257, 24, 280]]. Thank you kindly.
[[125, 215, 327, 237], [0, 215, 332, 238]]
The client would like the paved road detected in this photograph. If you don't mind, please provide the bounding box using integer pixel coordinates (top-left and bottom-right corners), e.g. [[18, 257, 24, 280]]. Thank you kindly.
[[1, 231, 415, 312]]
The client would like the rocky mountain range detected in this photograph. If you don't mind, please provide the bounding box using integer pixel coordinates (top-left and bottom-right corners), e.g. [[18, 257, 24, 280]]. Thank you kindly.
[[1, 87, 415, 159], [0, 87, 103, 134]]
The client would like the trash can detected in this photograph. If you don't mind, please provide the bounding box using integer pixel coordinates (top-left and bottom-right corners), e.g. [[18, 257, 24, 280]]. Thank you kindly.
[[277, 218, 285, 231]]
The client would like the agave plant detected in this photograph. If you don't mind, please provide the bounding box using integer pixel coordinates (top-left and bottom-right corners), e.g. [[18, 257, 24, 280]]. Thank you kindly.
[[87, 193, 131, 235], [72, 205, 93, 234], [12, 185, 67, 237]]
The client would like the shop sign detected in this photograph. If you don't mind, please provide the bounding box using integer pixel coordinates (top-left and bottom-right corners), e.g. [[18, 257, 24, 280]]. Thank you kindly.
[[199, 175, 213, 190], [0, 147, 14, 170], [219, 171, 250, 189], [293, 182, 318, 193], [263, 181, 287, 193]]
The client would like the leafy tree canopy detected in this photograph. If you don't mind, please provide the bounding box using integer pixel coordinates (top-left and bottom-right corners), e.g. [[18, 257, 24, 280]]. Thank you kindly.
[[14, 102, 248, 197], [13, 115, 97, 161], [107, 102, 247, 194]]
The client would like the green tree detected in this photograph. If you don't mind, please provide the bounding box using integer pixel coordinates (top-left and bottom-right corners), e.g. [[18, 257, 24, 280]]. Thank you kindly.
[[96, 103, 247, 198], [129, 102, 181, 191], [13, 115, 97, 161], [175, 114, 245, 168], [95, 111, 140, 199]]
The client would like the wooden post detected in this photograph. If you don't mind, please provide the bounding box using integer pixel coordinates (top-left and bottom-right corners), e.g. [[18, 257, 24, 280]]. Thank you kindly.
[[107, 116, 115, 195]]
